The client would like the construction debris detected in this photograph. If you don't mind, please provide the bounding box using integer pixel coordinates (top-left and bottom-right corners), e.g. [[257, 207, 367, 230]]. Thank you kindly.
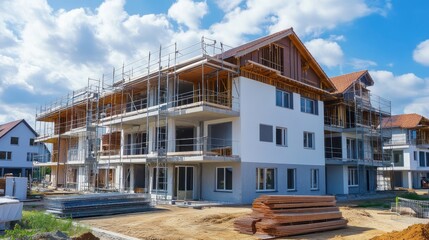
[[44, 193, 151, 218], [234, 195, 347, 238]]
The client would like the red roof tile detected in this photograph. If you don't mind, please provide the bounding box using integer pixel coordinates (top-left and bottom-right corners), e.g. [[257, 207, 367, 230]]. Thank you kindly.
[[381, 113, 428, 129], [330, 70, 368, 94]]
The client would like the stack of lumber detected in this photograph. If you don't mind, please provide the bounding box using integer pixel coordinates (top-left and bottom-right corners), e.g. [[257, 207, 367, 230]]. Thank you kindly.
[[234, 195, 347, 238]]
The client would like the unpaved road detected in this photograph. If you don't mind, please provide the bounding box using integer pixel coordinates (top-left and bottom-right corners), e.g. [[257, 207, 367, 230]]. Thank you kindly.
[[79, 205, 429, 240]]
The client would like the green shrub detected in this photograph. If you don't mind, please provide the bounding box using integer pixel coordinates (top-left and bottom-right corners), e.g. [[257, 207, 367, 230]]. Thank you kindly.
[[4, 211, 88, 239], [399, 192, 429, 201]]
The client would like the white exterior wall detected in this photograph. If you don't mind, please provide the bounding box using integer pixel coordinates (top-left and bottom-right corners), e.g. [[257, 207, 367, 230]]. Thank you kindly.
[[0, 122, 38, 172], [239, 77, 324, 166]]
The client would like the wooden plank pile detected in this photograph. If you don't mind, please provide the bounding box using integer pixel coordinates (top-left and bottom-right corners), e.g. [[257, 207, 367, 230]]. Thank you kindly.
[[234, 195, 347, 238]]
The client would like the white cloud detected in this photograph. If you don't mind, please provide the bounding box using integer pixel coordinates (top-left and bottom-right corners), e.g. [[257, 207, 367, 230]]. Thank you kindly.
[[413, 39, 429, 66], [404, 97, 429, 117], [268, 0, 373, 36], [369, 70, 429, 115], [168, 0, 208, 30], [349, 58, 377, 70], [0, 0, 394, 124], [305, 38, 343, 68], [215, 0, 243, 12], [370, 71, 425, 100]]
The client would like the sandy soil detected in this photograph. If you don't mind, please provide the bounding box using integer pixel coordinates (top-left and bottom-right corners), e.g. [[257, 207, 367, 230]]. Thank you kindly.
[[79, 205, 429, 240]]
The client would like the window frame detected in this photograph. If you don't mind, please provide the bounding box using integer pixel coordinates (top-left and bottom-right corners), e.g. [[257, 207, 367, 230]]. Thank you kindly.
[[287, 168, 296, 191], [10, 137, 19, 145], [259, 124, 273, 143], [216, 167, 233, 191], [420, 151, 425, 167], [348, 167, 358, 186], [310, 169, 319, 190], [0, 151, 12, 160], [300, 97, 318, 115], [275, 127, 287, 147], [275, 89, 293, 109], [303, 131, 315, 149], [393, 150, 404, 167], [256, 168, 277, 191]]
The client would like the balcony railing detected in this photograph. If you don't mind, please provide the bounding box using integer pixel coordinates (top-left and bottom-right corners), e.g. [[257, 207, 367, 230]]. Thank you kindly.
[[98, 89, 239, 121], [384, 138, 429, 146], [99, 137, 237, 158], [324, 116, 380, 130]]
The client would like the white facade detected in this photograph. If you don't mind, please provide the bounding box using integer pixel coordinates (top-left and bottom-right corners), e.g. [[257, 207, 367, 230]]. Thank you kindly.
[[382, 128, 429, 189], [0, 120, 40, 177], [239, 77, 325, 166]]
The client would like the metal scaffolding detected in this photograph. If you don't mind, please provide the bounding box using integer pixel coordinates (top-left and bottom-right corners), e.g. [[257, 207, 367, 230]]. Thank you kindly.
[[35, 37, 239, 200], [324, 78, 393, 193]]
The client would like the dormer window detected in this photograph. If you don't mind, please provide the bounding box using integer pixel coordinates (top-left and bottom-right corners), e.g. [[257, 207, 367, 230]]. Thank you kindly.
[[260, 44, 284, 73]]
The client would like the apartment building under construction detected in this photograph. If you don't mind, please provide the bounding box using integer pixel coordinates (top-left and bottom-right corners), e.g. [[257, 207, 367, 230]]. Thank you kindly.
[[324, 70, 392, 194], [35, 28, 392, 203]]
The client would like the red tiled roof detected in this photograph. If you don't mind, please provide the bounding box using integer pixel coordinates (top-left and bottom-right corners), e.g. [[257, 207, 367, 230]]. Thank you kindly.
[[0, 119, 37, 139], [330, 70, 368, 94], [381, 113, 427, 129]]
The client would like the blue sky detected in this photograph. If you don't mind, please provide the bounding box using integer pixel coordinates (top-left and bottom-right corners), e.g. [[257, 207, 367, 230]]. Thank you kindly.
[[0, 0, 428, 126]]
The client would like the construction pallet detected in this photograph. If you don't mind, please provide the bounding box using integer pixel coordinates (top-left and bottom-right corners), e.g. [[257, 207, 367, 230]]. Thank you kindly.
[[234, 195, 347, 238]]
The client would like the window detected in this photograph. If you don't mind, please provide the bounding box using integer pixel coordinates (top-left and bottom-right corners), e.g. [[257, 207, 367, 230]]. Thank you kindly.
[[27, 152, 37, 162], [276, 89, 293, 109], [152, 167, 167, 191], [10, 137, 19, 145], [393, 150, 404, 167], [300, 97, 318, 115], [0, 151, 12, 160], [420, 151, 426, 167], [256, 168, 276, 191], [348, 168, 358, 186], [414, 151, 418, 161], [287, 168, 296, 191], [310, 169, 319, 190], [29, 138, 35, 146], [303, 132, 315, 149], [347, 138, 363, 159], [426, 152, 429, 167], [259, 124, 273, 142], [276, 127, 287, 146], [216, 167, 233, 191]]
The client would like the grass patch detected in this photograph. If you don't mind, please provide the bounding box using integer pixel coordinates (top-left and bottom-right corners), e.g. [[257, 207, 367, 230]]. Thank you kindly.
[[398, 192, 429, 201], [4, 211, 88, 239], [356, 201, 391, 209]]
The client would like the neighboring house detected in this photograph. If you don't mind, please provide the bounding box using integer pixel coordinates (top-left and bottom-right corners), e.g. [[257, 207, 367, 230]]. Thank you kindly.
[[0, 119, 49, 177], [380, 113, 429, 189], [35, 28, 339, 203], [324, 70, 392, 195]]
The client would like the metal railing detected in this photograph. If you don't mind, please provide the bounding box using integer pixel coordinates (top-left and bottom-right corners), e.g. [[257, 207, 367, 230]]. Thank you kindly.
[[324, 115, 382, 130], [392, 197, 429, 218], [99, 137, 237, 158], [384, 138, 429, 146], [98, 89, 239, 121]]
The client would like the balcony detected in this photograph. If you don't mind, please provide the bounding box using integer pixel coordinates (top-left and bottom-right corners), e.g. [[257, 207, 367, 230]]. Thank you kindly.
[[98, 89, 239, 126], [99, 137, 239, 163]]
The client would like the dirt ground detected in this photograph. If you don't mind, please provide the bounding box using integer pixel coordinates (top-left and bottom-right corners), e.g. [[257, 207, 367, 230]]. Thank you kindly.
[[78, 204, 429, 240]]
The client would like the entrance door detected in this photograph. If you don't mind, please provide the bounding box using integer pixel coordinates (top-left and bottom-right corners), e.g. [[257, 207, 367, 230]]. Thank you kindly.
[[175, 166, 193, 200]]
